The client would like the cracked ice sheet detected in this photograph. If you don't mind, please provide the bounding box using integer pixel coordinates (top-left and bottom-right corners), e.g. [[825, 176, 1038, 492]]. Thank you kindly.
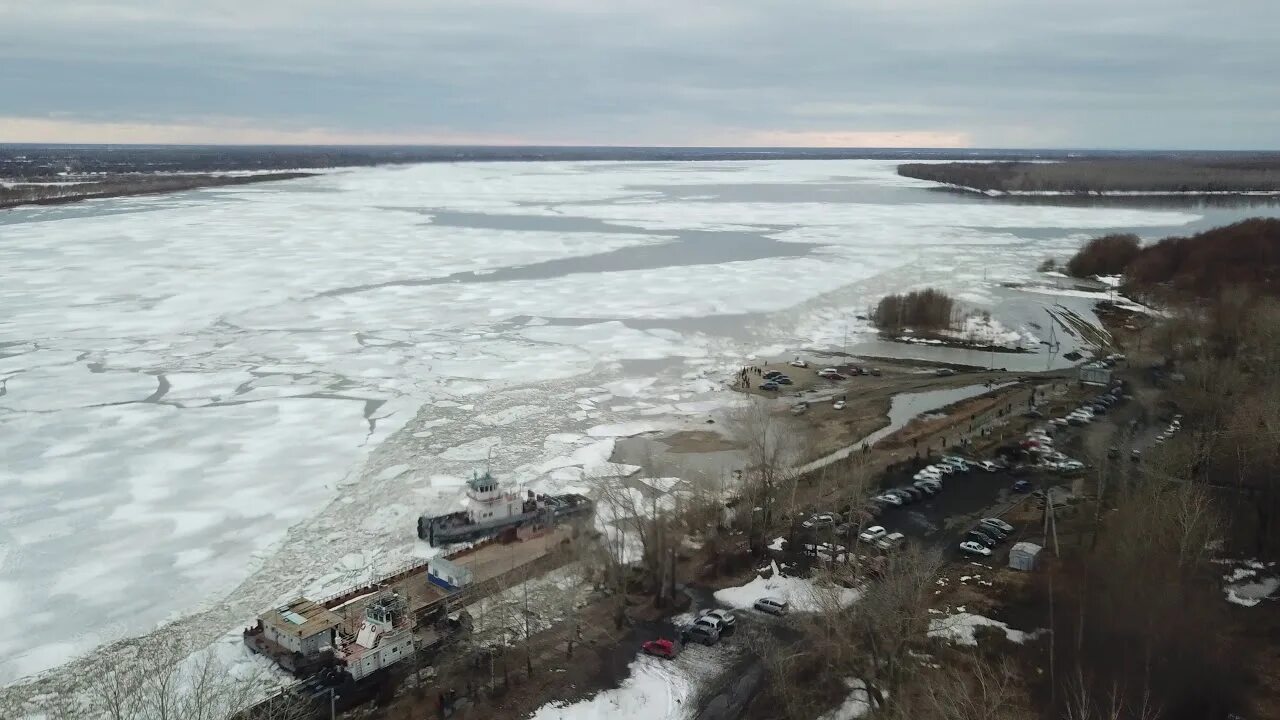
[[507, 197, 1200, 234], [285, 250, 883, 323], [0, 397, 396, 684]]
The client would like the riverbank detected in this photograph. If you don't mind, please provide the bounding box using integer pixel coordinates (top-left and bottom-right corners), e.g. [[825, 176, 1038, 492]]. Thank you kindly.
[[0, 172, 316, 210], [611, 353, 1070, 481]]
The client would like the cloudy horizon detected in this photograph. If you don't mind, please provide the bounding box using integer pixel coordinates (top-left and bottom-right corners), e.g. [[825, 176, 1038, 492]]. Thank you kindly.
[[2, 0, 1277, 149]]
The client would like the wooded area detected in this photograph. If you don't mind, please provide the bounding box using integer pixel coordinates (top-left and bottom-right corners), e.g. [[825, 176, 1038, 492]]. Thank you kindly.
[[898, 160, 1280, 193], [1065, 234, 1141, 278], [1123, 219, 1280, 298]]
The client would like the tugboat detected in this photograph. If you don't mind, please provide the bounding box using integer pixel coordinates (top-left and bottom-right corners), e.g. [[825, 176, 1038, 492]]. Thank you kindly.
[[417, 470, 591, 546]]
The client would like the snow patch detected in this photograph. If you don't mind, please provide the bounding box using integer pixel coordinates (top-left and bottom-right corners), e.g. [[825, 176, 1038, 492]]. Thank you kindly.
[[528, 656, 694, 720], [927, 612, 1034, 646], [713, 562, 861, 612]]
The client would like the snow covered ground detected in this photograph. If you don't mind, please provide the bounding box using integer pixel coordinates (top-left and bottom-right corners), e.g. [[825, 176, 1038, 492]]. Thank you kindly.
[[714, 562, 862, 612], [1220, 559, 1280, 607], [527, 655, 698, 720], [927, 610, 1038, 646], [0, 159, 1205, 696]]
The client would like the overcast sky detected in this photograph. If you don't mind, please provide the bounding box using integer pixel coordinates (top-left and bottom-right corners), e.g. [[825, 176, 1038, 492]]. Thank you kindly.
[[1, 0, 1276, 148]]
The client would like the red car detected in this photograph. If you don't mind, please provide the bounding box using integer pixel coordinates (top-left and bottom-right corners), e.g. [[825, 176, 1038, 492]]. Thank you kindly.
[[642, 638, 678, 659]]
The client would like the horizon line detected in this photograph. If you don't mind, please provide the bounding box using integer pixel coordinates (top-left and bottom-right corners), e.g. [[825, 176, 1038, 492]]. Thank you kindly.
[[3, 142, 1279, 153]]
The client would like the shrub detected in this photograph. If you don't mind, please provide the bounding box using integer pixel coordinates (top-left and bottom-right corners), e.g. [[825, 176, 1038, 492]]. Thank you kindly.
[[872, 289, 955, 332]]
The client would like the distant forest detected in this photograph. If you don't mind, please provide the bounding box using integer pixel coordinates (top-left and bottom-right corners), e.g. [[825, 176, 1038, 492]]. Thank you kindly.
[[898, 159, 1280, 193], [1062, 219, 1280, 298], [0, 173, 313, 210]]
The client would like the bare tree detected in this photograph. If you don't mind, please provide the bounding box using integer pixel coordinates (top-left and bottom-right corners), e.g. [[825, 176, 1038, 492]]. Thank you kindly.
[[915, 656, 1023, 720], [725, 401, 803, 554]]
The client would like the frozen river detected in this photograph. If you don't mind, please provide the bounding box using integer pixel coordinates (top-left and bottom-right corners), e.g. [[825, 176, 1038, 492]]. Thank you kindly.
[[0, 159, 1266, 691]]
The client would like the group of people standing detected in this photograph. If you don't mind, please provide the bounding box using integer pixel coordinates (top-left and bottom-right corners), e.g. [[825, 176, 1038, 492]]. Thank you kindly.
[[736, 365, 765, 388]]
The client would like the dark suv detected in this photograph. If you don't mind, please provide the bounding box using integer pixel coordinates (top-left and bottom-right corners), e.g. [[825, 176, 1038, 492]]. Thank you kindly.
[[681, 623, 720, 646]]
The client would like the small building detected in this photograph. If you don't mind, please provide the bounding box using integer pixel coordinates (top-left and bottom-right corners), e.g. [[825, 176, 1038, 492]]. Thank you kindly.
[[1009, 542, 1043, 572], [427, 557, 474, 590], [259, 598, 342, 657], [1078, 363, 1112, 386]]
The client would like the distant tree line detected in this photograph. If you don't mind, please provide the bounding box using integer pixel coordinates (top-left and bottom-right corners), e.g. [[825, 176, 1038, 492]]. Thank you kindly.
[[898, 159, 1280, 193], [0, 172, 313, 210], [871, 289, 956, 332]]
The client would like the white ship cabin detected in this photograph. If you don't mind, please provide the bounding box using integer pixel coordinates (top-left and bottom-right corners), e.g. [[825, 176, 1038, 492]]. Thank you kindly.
[[261, 598, 340, 657], [338, 593, 416, 681], [465, 471, 528, 524]]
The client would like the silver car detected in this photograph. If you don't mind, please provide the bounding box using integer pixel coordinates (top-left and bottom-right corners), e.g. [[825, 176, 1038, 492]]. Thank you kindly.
[[753, 596, 789, 615]]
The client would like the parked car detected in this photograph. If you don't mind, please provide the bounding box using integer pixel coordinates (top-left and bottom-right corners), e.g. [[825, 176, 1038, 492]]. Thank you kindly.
[[791, 403, 808, 415], [694, 615, 724, 634], [941, 456, 969, 469], [898, 486, 925, 502], [1051, 417, 1070, 427], [959, 540, 992, 557], [833, 400, 847, 410], [869, 368, 882, 376], [681, 623, 720, 645], [790, 358, 808, 368], [818, 367, 841, 378], [965, 531, 998, 548], [754, 597, 789, 615], [885, 489, 914, 504], [973, 524, 1008, 543], [976, 460, 999, 473], [776, 376, 793, 385], [702, 609, 736, 629], [764, 370, 783, 379], [1012, 479, 1032, 493], [934, 464, 958, 475], [935, 368, 956, 376], [913, 480, 941, 494], [874, 493, 904, 506], [858, 525, 888, 543], [802, 512, 838, 529], [642, 638, 679, 659], [875, 532, 906, 551], [760, 382, 780, 391], [980, 517, 1014, 534]]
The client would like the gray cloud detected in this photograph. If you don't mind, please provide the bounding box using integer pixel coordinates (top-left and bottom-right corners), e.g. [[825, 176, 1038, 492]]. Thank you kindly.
[[0, 0, 1276, 147]]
